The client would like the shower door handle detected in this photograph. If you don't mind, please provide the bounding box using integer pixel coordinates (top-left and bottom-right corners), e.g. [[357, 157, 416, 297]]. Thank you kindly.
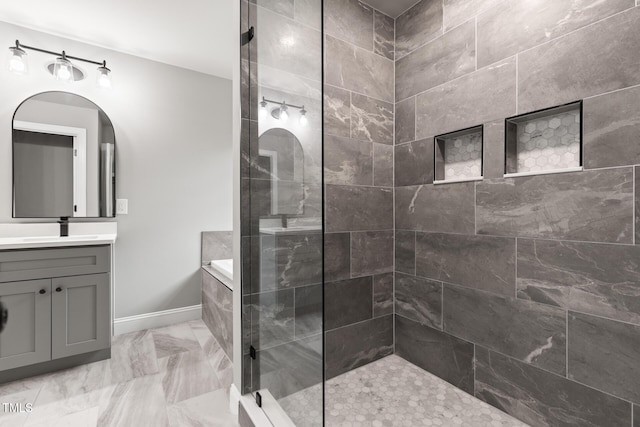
[[242, 26, 255, 46]]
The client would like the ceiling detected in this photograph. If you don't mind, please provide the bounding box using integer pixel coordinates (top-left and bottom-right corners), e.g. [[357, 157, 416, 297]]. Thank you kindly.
[[360, 0, 421, 18], [0, 0, 234, 79]]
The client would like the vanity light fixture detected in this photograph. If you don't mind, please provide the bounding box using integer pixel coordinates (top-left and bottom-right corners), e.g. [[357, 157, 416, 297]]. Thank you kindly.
[[52, 53, 74, 82], [261, 97, 308, 126], [7, 40, 112, 89], [299, 108, 308, 127], [7, 42, 28, 74], [279, 103, 289, 122], [259, 99, 268, 119]]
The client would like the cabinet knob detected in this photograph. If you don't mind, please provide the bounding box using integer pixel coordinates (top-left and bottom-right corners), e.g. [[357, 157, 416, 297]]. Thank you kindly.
[[56, 287, 62, 293], [39, 289, 46, 294]]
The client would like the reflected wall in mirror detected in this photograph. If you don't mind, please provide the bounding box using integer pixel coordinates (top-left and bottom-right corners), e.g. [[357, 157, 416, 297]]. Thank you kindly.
[[258, 128, 304, 216], [12, 92, 116, 218]]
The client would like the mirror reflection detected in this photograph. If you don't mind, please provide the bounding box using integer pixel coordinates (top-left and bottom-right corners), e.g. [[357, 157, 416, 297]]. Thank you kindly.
[[257, 128, 304, 216], [12, 92, 115, 218]]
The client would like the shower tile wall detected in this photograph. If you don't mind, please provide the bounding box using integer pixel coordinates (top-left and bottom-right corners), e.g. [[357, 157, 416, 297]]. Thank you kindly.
[[393, 1, 640, 426], [323, 0, 395, 379]]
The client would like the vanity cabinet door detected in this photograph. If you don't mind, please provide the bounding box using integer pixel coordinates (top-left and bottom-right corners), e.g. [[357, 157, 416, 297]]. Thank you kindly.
[[0, 280, 52, 371], [51, 273, 110, 359]]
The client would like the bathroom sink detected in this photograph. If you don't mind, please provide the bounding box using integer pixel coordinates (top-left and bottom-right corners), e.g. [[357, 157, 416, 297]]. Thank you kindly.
[[21, 235, 100, 242]]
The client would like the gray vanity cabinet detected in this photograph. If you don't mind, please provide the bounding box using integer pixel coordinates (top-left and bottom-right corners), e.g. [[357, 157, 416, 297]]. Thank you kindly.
[[0, 279, 52, 371], [0, 246, 111, 374]]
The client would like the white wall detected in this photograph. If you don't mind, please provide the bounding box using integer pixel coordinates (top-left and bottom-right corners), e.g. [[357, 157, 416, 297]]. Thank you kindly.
[[0, 21, 233, 318]]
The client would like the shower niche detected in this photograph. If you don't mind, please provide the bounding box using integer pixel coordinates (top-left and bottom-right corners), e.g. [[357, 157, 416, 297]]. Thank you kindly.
[[434, 125, 483, 184], [505, 101, 583, 177]]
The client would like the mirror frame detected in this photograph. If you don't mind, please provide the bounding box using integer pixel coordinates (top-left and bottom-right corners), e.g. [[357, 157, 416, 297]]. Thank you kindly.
[[11, 91, 117, 219]]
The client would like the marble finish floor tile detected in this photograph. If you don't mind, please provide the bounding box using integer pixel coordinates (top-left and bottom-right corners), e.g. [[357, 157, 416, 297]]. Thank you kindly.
[[0, 321, 236, 427], [167, 389, 237, 427], [152, 323, 202, 359], [280, 354, 529, 427], [106, 329, 159, 384]]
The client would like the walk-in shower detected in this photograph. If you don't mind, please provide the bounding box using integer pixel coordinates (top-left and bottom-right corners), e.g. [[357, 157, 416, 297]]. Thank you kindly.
[[240, 0, 640, 426]]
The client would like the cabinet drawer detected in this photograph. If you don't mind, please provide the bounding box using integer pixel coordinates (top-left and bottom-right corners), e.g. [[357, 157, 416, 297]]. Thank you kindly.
[[0, 246, 110, 283]]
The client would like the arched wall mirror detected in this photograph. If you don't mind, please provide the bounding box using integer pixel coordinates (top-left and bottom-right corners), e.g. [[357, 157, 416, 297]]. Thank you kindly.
[[257, 127, 305, 216], [12, 92, 116, 218]]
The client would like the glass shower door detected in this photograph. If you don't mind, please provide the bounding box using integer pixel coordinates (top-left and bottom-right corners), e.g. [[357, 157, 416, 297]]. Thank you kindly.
[[240, 0, 324, 425]]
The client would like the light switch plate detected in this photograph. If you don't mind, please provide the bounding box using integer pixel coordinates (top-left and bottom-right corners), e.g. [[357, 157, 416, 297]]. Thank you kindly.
[[116, 199, 128, 215]]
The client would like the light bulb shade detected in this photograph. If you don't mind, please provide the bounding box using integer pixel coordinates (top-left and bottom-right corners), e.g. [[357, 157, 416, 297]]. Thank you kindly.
[[299, 109, 308, 127], [7, 46, 28, 75], [279, 105, 289, 122], [97, 65, 111, 88], [259, 101, 268, 119], [53, 56, 74, 82]]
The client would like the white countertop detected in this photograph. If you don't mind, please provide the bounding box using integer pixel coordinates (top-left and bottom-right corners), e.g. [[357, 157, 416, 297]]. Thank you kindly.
[[0, 234, 117, 250], [0, 222, 118, 249]]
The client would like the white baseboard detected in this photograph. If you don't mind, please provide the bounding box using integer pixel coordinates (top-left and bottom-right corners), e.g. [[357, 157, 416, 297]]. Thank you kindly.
[[113, 304, 202, 335]]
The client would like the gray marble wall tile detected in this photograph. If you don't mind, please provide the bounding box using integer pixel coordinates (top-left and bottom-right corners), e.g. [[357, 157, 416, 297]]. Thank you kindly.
[[416, 58, 516, 140], [518, 239, 640, 325], [637, 166, 640, 245], [295, 0, 322, 30], [476, 168, 634, 243], [416, 232, 515, 296], [254, 0, 294, 19], [374, 11, 394, 60], [395, 183, 475, 233], [395, 97, 415, 145], [518, 7, 640, 113], [294, 284, 322, 339], [395, 273, 442, 329], [443, 0, 504, 31], [326, 185, 394, 232], [373, 143, 394, 187], [568, 312, 640, 404], [483, 120, 505, 179], [202, 272, 234, 360], [351, 231, 394, 276], [324, 134, 373, 186], [256, 7, 322, 82], [635, 405, 640, 427], [396, 0, 443, 59], [373, 273, 393, 317], [201, 231, 233, 263], [325, 0, 373, 51], [256, 334, 322, 399], [324, 85, 351, 138], [475, 347, 632, 427], [478, 0, 632, 68], [325, 277, 373, 330], [396, 20, 475, 101], [325, 35, 395, 103], [584, 85, 640, 169], [351, 93, 394, 144], [325, 315, 393, 379], [325, 232, 351, 282], [395, 230, 416, 275], [395, 315, 474, 394], [250, 289, 295, 351], [275, 233, 323, 288], [444, 285, 566, 375], [395, 139, 434, 187]]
